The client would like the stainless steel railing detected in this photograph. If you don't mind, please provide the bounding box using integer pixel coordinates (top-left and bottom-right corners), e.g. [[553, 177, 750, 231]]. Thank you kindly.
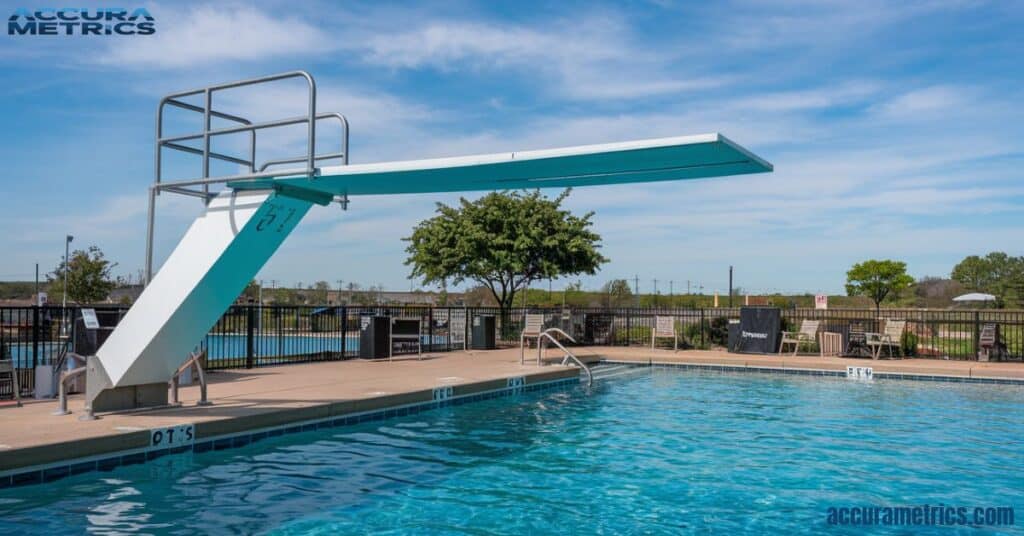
[[145, 71, 349, 284]]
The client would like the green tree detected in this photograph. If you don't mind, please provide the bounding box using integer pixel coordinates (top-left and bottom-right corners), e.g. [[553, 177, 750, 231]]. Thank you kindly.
[[951, 252, 1024, 307], [601, 279, 634, 307], [405, 189, 607, 323], [49, 246, 117, 304], [845, 259, 915, 313]]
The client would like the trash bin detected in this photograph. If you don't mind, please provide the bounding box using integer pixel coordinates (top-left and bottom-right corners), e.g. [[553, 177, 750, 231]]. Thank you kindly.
[[727, 320, 741, 352], [471, 315, 496, 350], [735, 307, 782, 354], [359, 315, 391, 359]]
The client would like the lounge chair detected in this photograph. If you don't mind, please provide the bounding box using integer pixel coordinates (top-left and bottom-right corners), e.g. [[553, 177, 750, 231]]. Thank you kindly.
[[865, 320, 906, 360], [520, 314, 545, 364], [651, 316, 678, 351], [779, 320, 820, 356]]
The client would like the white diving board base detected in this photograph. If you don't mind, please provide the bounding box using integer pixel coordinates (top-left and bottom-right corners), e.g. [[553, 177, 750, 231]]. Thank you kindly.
[[92, 190, 312, 397]]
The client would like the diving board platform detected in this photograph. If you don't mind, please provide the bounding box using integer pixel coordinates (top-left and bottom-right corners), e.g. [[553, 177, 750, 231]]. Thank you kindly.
[[230, 133, 771, 197], [76, 71, 772, 417]]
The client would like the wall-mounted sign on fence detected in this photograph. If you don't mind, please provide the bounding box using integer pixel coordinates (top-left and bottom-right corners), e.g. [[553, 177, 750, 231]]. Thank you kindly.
[[815, 294, 828, 310], [81, 308, 100, 329]]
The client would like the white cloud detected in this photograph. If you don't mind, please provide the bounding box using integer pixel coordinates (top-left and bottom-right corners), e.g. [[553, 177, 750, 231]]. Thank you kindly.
[[734, 82, 880, 112], [872, 85, 969, 118], [351, 15, 724, 101], [96, 4, 330, 69]]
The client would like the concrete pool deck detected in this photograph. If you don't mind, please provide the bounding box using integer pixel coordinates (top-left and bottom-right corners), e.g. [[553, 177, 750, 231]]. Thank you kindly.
[[1, 346, 1022, 482], [0, 350, 578, 477]]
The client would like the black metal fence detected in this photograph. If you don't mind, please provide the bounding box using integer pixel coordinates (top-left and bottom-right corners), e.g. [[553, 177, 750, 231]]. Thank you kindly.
[[3, 305, 1023, 397]]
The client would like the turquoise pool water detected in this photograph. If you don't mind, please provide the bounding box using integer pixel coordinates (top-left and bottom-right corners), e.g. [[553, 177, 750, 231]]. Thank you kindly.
[[1, 368, 1022, 534]]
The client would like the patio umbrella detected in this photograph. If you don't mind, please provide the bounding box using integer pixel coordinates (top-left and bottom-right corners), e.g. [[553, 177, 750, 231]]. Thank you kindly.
[[952, 292, 997, 302]]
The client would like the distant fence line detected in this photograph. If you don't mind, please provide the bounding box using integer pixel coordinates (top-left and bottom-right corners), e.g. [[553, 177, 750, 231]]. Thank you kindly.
[[2, 305, 1023, 397]]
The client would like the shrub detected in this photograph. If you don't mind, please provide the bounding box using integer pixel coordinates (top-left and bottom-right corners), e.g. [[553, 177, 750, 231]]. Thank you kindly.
[[680, 316, 732, 349], [901, 331, 918, 357]]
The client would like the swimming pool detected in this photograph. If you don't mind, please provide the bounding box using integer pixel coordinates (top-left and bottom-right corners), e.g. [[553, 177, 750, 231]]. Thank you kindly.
[[1, 367, 1021, 533]]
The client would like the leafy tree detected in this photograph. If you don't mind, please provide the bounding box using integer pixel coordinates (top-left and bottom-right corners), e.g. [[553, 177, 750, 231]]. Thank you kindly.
[[951, 252, 1024, 307], [405, 189, 607, 324], [951, 255, 992, 291], [845, 259, 914, 313], [601, 279, 634, 307], [49, 246, 117, 304]]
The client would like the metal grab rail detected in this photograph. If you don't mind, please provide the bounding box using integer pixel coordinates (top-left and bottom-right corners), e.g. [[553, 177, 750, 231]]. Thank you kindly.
[[146, 71, 350, 284], [538, 328, 593, 386], [169, 350, 211, 406], [51, 357, 86, 416]]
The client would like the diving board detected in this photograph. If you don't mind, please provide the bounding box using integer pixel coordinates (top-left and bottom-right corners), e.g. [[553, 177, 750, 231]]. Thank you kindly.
[[231, 133, 771, 197], [79, 71, 772, 417]]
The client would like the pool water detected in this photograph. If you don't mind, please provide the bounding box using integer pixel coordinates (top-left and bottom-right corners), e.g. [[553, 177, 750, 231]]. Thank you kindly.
[[1, 368, 1022, 534]]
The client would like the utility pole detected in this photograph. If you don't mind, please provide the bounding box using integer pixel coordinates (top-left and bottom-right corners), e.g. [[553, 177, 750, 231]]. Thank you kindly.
[[34, 263, 39, 304], [337, 279, 344, 305], [62, 235, 73, 309], [62, 235, 73, 335], [728, 265, 734, 308], [634, 274, 640, 307], [653, 278, 658, 307], [669, 280, 673, 304], [687, 280, 691, 295]]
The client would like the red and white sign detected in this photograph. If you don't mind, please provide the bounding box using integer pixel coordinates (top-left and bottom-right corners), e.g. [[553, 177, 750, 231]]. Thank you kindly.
[[815, 294, 828, 310]]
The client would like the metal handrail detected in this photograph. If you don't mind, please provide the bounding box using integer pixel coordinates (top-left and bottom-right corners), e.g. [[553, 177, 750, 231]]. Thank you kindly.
[[538, 328, 593, 386], [169, 350, 211, 406], [145, 71, 349, 284]]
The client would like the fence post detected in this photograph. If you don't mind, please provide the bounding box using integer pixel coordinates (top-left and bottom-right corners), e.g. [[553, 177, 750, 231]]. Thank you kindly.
[[246, 306, 255, 369], [700, 308, 706, 348], [340, 306, 347, 358], [626, 309, 631, 346], [428, 307, 434, 353], [32, 306, 40, 368], [973, 310, 980, 360]]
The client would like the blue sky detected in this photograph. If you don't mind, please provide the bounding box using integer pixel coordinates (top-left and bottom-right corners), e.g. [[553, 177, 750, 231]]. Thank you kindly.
[[1, 0, 1022, 295]]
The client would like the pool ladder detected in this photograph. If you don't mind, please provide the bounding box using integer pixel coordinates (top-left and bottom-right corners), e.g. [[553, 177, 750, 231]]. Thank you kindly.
[[533, 328, 593, 386]]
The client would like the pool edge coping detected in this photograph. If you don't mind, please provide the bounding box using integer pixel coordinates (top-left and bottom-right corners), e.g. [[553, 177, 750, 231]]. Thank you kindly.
[[600, 359, 1024, 385]]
